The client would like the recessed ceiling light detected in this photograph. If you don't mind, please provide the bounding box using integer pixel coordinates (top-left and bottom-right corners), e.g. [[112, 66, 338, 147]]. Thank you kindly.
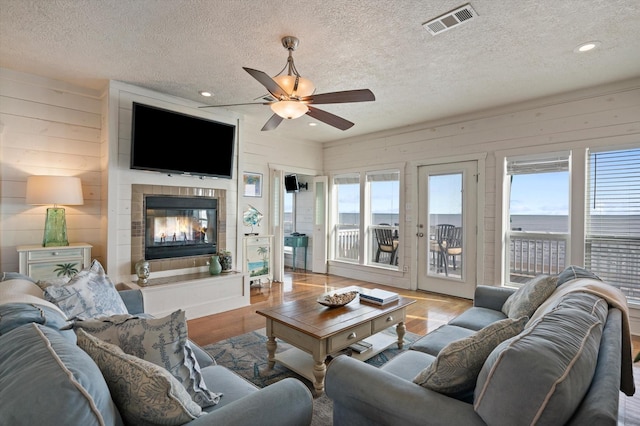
[[308, 122, 317, 127], [574, 41, 601, 53], [199, 91, 213, 97]]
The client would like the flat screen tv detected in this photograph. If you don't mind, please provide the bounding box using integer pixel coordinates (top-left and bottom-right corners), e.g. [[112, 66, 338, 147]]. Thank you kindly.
[[285, 174, 299, 192], [130, 102, 236, 179]]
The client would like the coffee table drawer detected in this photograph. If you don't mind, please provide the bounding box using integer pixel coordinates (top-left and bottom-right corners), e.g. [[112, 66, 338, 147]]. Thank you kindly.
[[372, 307, 405, 333], [328, 323, 371, 353]]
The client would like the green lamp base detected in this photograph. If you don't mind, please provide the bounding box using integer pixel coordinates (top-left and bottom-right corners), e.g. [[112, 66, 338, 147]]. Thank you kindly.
[[43, 207, 69, 247]]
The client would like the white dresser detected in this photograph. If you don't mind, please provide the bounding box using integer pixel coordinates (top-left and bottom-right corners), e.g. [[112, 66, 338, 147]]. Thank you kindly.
[[17, 243, 92, 281]]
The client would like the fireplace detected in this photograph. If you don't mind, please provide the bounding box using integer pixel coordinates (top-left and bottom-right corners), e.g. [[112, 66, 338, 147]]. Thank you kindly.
[[131, 184, 227, 275], [145, 196, 217, 260]]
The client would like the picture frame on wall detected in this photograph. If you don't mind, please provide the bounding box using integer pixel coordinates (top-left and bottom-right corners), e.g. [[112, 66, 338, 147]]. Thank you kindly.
[[243, 172, 263, 197]]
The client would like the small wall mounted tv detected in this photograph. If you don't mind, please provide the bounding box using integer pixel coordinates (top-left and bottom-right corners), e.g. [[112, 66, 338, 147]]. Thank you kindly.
[[285, 174, 299, 192], [130, 102, 236, 179]]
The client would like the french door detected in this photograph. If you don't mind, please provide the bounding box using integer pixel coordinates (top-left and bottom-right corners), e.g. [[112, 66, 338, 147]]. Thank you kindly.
[[417, 161, 477, 299]]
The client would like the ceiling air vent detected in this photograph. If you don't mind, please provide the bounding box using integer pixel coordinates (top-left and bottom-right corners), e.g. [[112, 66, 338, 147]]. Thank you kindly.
[[423, 3, 477, 36]]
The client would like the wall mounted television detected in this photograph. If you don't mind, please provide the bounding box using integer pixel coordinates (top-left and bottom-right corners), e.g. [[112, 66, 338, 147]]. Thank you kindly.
[[284, 174, 299, 192], [130, 102, 236, 179]]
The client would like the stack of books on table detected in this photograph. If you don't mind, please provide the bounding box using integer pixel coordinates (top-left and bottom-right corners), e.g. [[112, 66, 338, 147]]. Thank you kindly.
[[359, 288, 399, 306], [348, 340, 373, 354]]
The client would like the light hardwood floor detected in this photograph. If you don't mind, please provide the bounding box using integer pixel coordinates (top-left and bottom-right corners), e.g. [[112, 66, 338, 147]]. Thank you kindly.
[[187, 270, 640, 355]]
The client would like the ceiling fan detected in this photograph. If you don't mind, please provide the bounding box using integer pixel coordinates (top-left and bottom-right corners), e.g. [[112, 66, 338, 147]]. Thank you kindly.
[[200, 36, 375, 131]]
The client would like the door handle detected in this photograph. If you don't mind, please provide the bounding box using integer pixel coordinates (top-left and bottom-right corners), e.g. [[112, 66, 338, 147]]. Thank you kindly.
[[416, 232, 424, 237]]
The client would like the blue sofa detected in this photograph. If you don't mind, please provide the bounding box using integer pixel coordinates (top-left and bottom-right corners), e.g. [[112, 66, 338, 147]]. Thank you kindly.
[[0, 276, 313, 426], [326, 277, 635, 425]]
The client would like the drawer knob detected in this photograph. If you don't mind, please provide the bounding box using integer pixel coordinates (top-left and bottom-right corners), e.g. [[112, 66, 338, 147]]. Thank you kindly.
[[348, 332, 357, 340], [386, 316, 393, 322]]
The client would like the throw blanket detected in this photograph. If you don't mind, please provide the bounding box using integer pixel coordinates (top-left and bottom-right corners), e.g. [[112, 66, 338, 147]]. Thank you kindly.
[[528, 278, 635, 396]]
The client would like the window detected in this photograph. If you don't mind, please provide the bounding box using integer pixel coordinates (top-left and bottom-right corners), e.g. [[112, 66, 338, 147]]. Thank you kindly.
[[506, 153, 570, 283], [283, 191, 295, 234], [585, 148, 640, 302], [367, 171, 400, 266], [333, 173, 360, 262], [332, 169, 401, 268]]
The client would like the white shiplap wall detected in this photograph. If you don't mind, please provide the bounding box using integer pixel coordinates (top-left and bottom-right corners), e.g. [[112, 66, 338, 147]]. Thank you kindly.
[[0, 68, 104, 272], [0, 70, 324, 282]]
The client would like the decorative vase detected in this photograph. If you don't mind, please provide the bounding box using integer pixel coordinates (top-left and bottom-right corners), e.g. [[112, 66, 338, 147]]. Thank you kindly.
[[209, 255, 222, 275], [220, 254, 232, 273]]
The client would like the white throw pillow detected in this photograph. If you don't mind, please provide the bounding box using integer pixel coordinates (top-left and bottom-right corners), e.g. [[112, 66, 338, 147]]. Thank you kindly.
[[44, 260, 127, 320]]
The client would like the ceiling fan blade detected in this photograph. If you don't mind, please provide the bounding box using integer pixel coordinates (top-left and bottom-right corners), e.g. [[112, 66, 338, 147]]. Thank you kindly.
[[306, 106, 354, 131], [301, 89, 375, 105], [261, 114, 284, 131], [243, 67, 288, 99], [198, 102, 268, 109]]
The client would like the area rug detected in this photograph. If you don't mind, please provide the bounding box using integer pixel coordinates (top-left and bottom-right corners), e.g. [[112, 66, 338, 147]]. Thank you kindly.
[[203, 327, 420, 426]]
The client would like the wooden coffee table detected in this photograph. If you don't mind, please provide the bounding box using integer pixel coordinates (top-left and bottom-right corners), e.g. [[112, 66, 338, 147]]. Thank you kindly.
[[256, 286, 415, 395]]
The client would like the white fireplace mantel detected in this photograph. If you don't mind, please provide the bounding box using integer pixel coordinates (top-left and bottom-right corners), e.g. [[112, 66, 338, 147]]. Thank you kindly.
[[123, 271, 249, 320]]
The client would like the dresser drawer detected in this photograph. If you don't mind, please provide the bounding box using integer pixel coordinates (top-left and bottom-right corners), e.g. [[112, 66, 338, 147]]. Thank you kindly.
[[372, 308, 406, 333], [17, 243, 92, 281], [28, 248, 84, 261], [327, 323, 371, 353]]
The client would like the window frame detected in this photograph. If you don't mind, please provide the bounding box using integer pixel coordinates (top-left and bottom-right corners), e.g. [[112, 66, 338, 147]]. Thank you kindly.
[[330, 166, 404, 270]]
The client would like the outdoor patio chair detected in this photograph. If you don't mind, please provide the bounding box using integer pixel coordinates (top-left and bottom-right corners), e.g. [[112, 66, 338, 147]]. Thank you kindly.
[[445, 226, 463, 271], [374, 227, 399, 265], [435, 224, 455, 275]]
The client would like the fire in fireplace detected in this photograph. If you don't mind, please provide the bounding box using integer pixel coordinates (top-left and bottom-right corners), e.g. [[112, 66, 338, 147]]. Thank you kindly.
[[145, 196, 217, 260]]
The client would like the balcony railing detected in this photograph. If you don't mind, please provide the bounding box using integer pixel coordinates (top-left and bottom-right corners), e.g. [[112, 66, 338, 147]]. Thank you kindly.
[[335, 227, 639, 303], [335, 225, 359, 262], [586, 235, 640, 303], [335, 225, 399, 267], [508, 231, 568, 283]]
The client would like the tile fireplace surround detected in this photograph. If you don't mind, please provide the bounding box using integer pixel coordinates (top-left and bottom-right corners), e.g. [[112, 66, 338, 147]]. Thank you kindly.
[[130, 184, 227, 275]]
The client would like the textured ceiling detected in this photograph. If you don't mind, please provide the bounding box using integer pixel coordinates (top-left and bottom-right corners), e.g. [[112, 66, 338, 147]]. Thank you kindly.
[[1, 0, 639, 143]]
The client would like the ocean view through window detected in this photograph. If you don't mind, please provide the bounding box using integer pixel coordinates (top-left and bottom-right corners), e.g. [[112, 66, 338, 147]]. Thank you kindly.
[[506, 153, 570, 283]]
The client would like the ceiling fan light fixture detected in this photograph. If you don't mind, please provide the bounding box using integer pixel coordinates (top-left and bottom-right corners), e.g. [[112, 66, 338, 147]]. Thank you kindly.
[[270, 100, 308, 119], [273, 75, 315, 98]]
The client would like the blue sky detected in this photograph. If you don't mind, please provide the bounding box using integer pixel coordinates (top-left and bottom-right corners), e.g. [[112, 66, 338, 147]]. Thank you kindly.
[[334, 173, 571, 215], [510, 172, 569, 216]]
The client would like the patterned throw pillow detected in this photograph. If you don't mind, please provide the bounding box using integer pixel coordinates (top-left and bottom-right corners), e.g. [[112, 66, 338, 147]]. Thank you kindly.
[[74, 309, 220, 408], [413, 316, 527, 396], [43, 260, 128, 320], [501, 274, 557, 319], [77, 329, 202, 425]]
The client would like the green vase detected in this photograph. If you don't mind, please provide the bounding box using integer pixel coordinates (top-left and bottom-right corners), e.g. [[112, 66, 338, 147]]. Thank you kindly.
[[209, 255, 222, 275]]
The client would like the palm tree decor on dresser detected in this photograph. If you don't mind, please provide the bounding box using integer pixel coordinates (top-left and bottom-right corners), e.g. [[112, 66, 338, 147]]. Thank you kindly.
[[54, 263, 79, 278]]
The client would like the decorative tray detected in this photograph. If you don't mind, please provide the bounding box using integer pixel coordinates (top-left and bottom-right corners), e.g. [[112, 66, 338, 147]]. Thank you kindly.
[[317, 290, 359, 308]]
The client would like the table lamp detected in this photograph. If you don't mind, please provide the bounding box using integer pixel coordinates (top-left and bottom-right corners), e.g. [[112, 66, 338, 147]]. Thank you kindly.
[[26, 175, 84, 247]]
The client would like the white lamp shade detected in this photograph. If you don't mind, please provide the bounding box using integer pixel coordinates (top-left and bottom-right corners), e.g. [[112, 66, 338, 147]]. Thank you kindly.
[[26, 176, 84, 206], [270, 101, 309, 119]]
